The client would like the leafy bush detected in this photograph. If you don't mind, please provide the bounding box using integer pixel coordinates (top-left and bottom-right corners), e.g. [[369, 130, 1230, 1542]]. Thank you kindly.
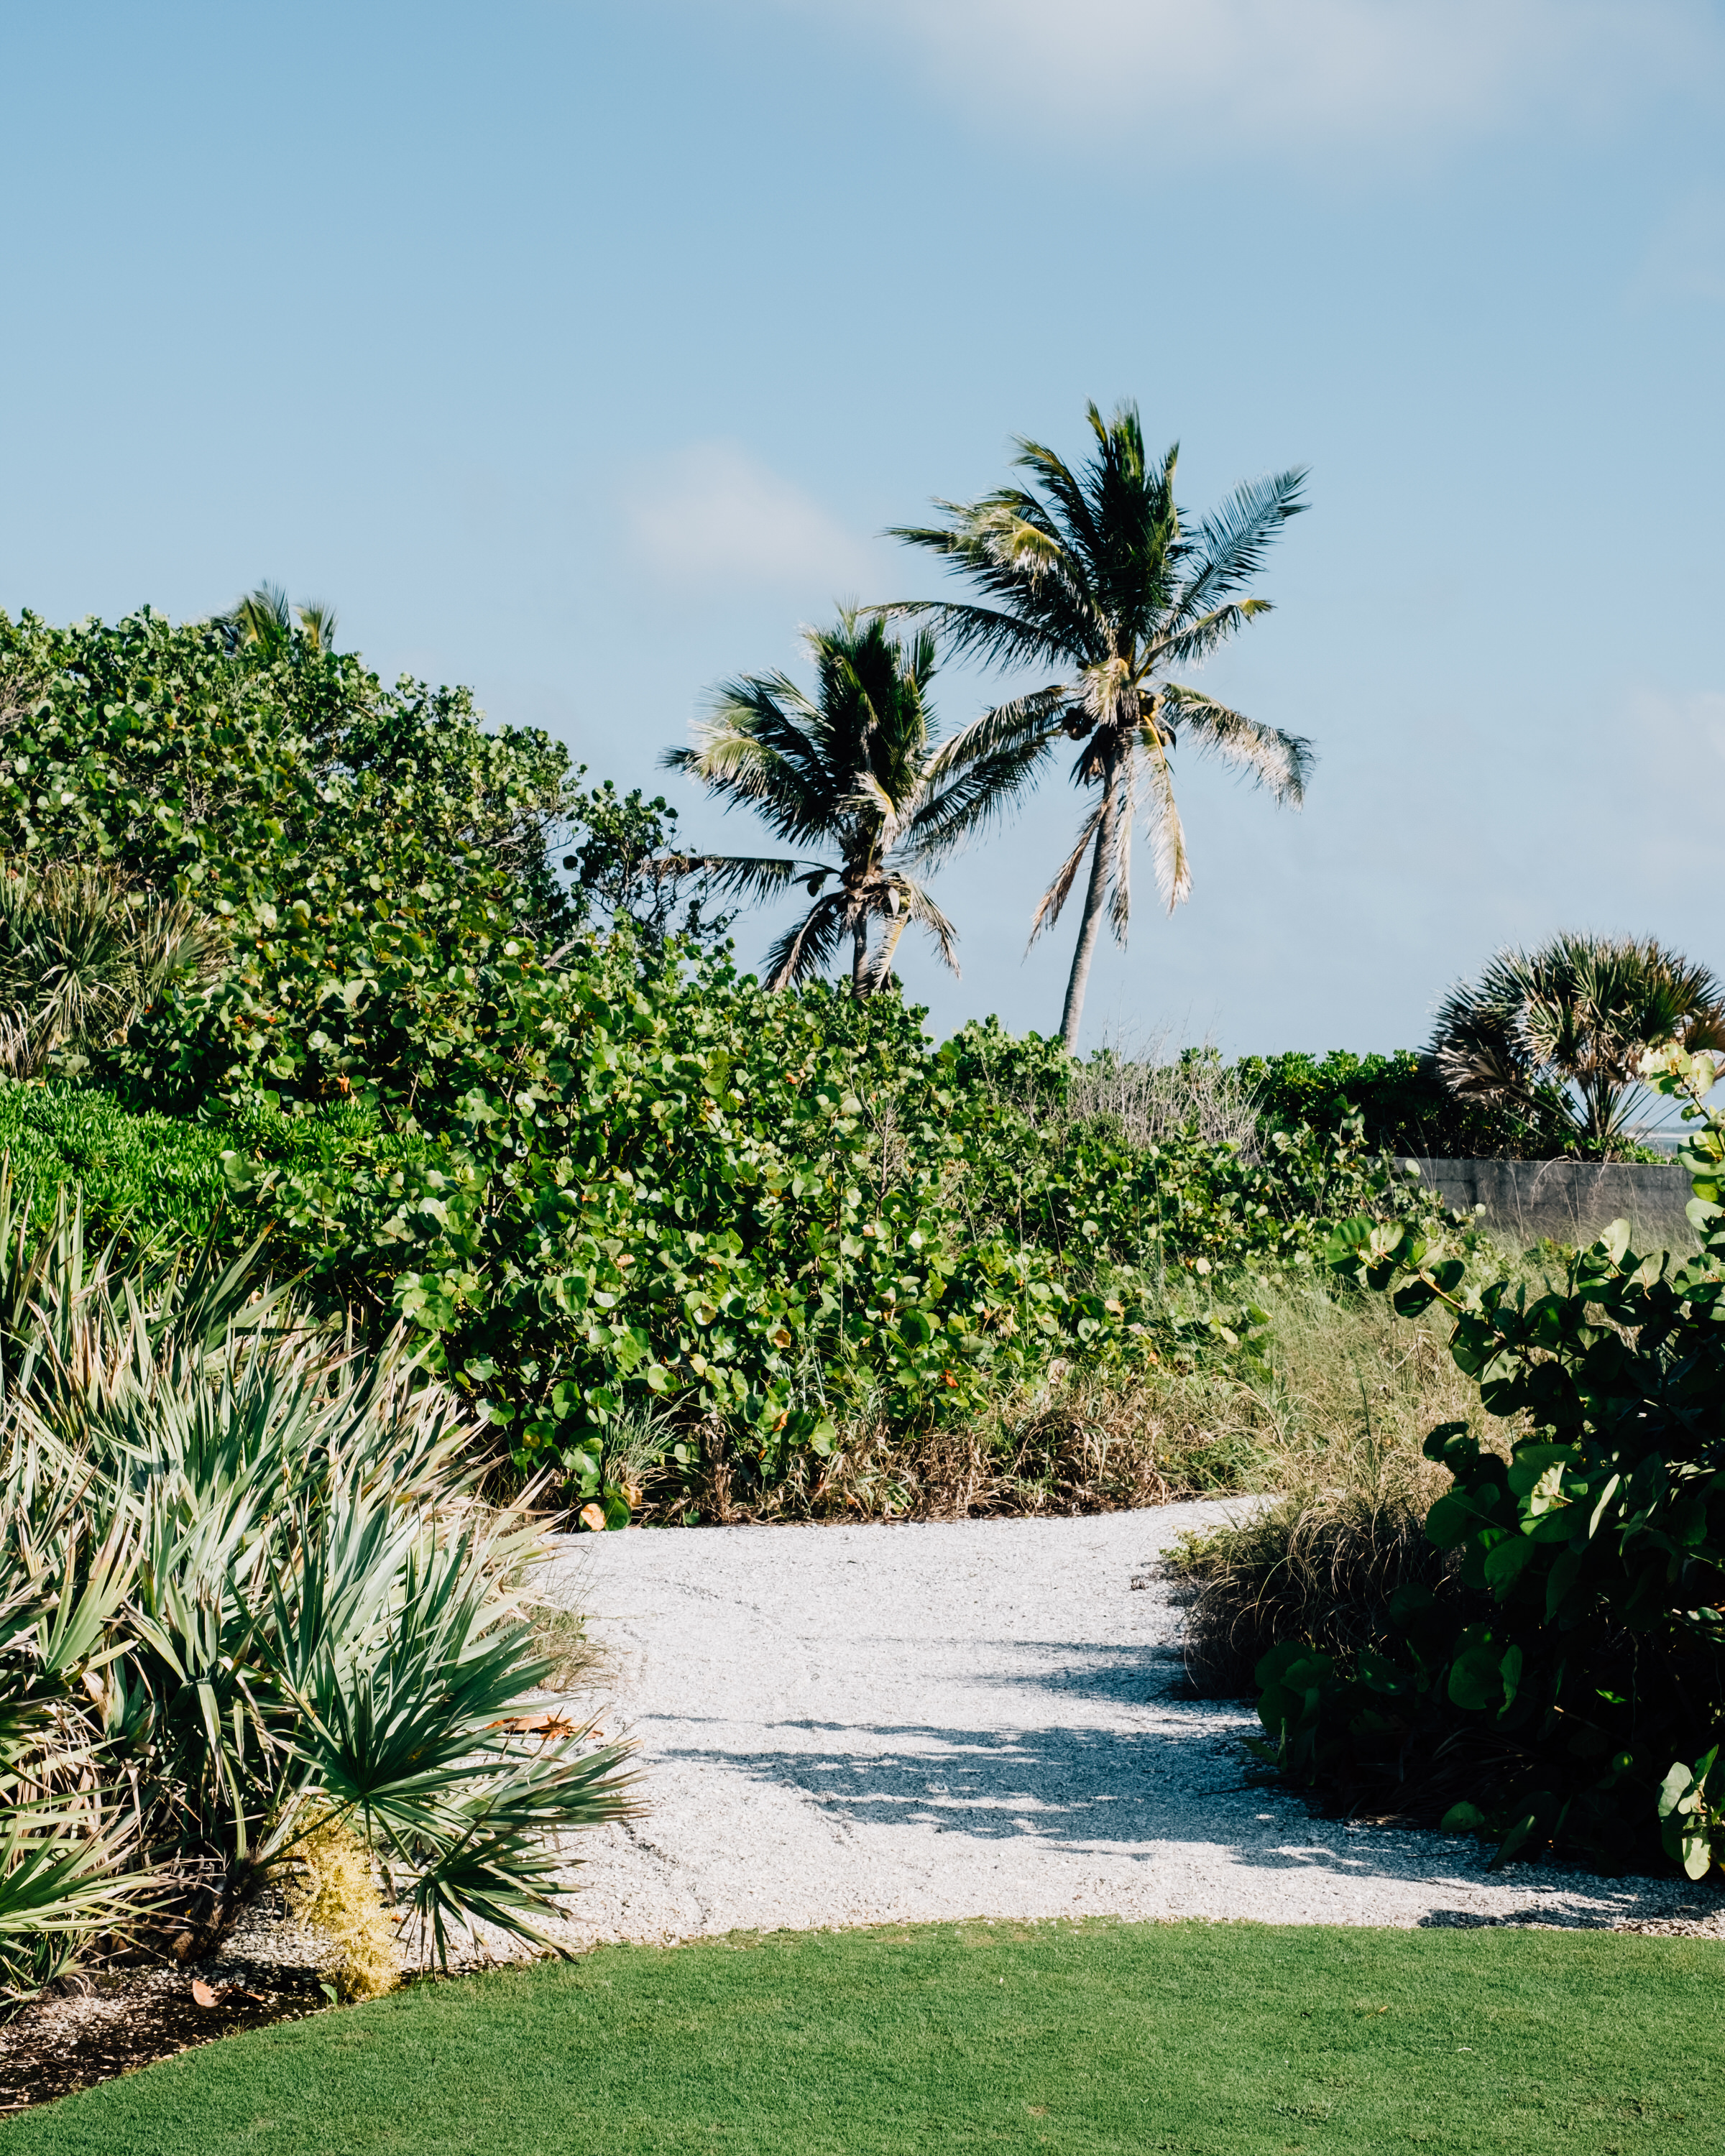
[[208, 957, 1414, 1520], [1236, 1049, 1563, 1158], [1245, 1042, 1725, 1876], [0, 1190, 634, 1994], [0, 609, 1433, 1526]]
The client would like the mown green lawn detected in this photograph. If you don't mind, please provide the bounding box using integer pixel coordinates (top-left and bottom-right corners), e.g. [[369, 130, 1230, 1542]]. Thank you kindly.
[[6, 1919, 1717, 2155]]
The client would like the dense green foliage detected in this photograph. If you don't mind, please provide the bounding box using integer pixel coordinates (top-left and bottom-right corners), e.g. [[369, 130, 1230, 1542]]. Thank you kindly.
[[0, 606, 1432, 1527], [218, 969, 1409, 1519], [1253, 1044, 1725, 1877], [1238, 1048, 1564, 1158], [0, 605, 577, 1105], [12, 1920, 1723, 2152], [0, 1199, 632, 1992]]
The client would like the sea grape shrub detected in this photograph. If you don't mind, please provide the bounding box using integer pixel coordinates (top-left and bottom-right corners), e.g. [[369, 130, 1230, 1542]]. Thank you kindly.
[[1236, 1048, 1565, 1159], [223, 950, 1407, 1517], [0, 606, 581, 1107], [1256, 1044, 1725, 1875]]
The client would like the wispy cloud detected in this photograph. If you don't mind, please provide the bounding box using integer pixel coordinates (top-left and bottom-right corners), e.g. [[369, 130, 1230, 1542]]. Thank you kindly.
[[767, 0, 1719, 153], [627, 441, 876, 595]]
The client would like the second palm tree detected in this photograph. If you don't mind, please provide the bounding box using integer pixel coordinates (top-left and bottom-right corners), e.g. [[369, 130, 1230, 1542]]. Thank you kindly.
[[665, 611, 1021, 994]]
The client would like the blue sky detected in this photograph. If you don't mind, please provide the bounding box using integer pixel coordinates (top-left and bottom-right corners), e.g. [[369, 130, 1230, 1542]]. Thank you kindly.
[[2, 1, 1722, 1054]]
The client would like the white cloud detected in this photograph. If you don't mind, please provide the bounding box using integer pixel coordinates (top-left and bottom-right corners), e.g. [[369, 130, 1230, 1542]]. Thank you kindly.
[[626, 441, 876, 595], [766, 0, 1719, 152]]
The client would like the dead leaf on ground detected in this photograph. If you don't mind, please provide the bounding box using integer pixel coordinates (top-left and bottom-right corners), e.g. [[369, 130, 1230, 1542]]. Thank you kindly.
[[492, 1710, 579, 1738], [190, 1980, 220, 2009]]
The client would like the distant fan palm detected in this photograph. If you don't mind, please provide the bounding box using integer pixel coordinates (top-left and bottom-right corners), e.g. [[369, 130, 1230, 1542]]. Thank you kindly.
[[664, 612, 1004, 994], [213, 582, 339, 660], [883, 400, 1310, 1048], [0, 862, 226, 1078], [1431, 933, 1725, 1153]]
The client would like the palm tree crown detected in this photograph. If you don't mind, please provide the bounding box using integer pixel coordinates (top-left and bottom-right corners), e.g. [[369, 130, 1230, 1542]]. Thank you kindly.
[[884, 400, 1311, 1047], [664, 611, 980, 994], [1432, 932, 1725, 1152], [213, 583, 340, 662]]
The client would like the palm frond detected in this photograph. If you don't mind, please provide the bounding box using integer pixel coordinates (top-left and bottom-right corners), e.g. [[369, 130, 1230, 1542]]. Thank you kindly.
[[901, 728, 1057, 865], [1160, 686, 1312, 804], [920, 684, 1075, 786], [1150, 599, 1274, 675], [1138, 732, 1192, 911], [876, 874, 960, 982], [679, 855, 815, 904], [1107, 755, 1137, 940], [1028, 799, 1105, 949], [760, 891, 848, 991], [1172, 467, 1308, 627]]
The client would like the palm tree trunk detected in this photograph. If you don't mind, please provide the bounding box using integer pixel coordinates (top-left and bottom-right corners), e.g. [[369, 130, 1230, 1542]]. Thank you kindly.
[[1059, 755, 1119, 1052], [852, 922, 871, 996]]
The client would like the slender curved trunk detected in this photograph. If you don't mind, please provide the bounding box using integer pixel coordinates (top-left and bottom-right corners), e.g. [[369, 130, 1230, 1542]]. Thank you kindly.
[[1059, 750, 1120, 1052], [852, 921, 871, 996]]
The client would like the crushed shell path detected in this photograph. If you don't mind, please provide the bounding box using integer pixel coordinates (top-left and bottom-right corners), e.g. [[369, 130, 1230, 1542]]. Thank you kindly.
[[545, 1503, 1723, 1942]]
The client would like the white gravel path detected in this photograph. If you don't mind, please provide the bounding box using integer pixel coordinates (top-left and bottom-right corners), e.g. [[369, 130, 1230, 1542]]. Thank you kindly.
[[547, 1502, 1724, 1943]]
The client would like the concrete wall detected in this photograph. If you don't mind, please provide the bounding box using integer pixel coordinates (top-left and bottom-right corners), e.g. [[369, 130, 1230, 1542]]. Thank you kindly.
[[1402, 1157, 1697, 1251]]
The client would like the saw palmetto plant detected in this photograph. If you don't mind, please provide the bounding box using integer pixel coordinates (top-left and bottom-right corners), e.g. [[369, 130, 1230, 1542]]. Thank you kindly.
[[0, 1180, 635, 1996], [883, 401, 1311, 1047], [1430, 932, 1725, 1153], [664, 609, 1024, 993], [0, 860, 227, 1080]]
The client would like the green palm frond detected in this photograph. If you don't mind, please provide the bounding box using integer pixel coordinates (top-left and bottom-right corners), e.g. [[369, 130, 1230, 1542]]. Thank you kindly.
[[1173, 468, 1308, 627], [760, 891, 849, 990], [902, 728, 1054, 865]]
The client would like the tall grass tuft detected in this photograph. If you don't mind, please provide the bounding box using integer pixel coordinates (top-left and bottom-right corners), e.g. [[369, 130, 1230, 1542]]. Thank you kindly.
[[1167, 1263, 1531, 1697]]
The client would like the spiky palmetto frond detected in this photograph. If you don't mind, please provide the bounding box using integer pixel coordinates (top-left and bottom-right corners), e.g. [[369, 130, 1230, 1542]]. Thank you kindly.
[[0, 1186, 635, 1987], [1432, 934, 1725, 1151], [881, 400, 1310, 1046], [665, 611, 976, 994], [0, 861, 227, 1080]]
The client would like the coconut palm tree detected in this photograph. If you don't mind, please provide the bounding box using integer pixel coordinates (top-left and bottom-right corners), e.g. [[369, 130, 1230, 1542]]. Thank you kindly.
[[664, 611, 1027, 994], [1431, 933, 1725, 1154], [213, 582, 339, 660], [883, 401, 1311, 1049]]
